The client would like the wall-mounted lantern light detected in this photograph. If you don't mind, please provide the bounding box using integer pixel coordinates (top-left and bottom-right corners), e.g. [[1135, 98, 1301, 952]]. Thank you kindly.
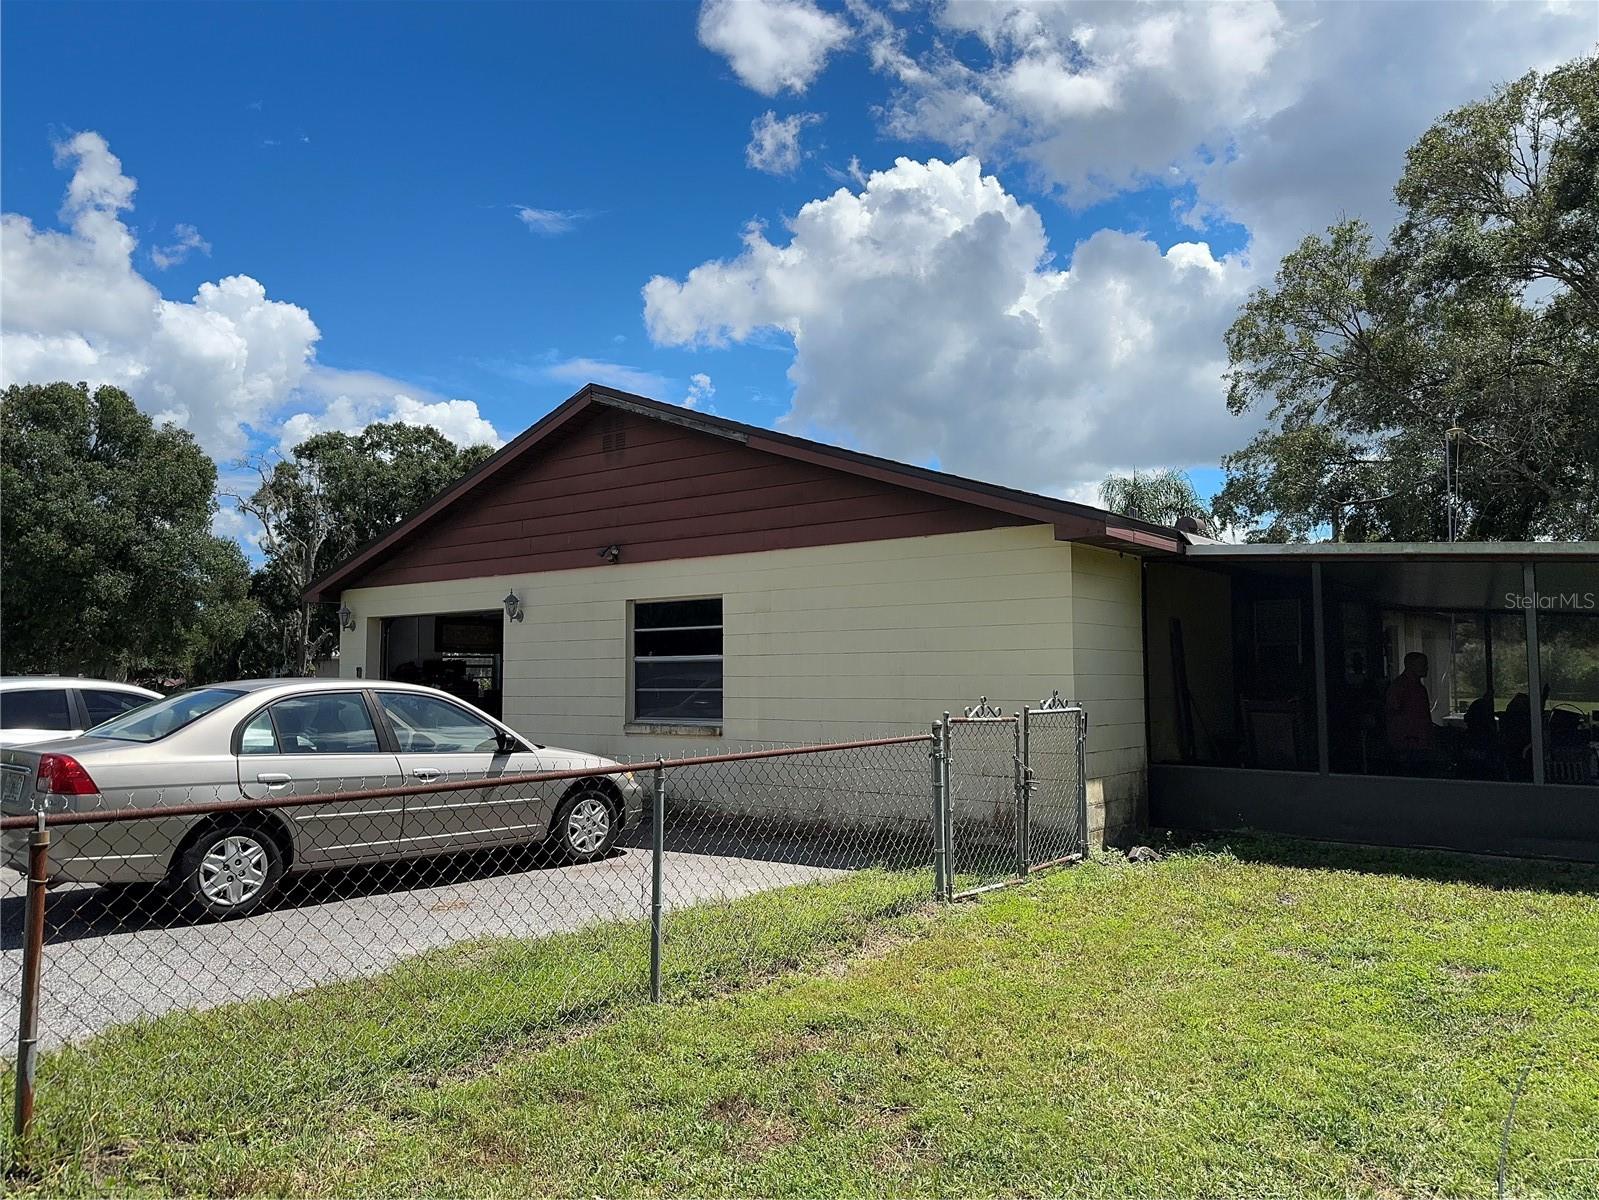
[[503, 591, 525, 622], [337, 604, 357, 631], [598, 543, 621, 564]]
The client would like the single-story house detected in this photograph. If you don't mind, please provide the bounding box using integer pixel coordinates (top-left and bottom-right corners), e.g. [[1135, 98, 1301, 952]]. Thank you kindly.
[[308, 383, 1599, 860]]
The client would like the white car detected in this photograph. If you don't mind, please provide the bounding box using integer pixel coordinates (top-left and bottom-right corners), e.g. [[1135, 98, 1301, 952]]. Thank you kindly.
[[0, 677, 161, 748]]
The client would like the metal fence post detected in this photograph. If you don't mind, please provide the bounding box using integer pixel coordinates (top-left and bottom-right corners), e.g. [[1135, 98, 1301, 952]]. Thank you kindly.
[[1076, 709, 1090, 857], [648, 760, 665, 1003], [930, 721, 947, 899], [1015, 709, 1030, 878], [933, 713, 946, 902], [11, 811, 49, 1159]]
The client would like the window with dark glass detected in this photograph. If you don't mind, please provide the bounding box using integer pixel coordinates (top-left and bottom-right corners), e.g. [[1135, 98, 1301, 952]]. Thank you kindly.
[[0, 689, 72, 731], [266, 693, 381, 754], [82, 689, 148, 726], [633, 598, 723, 723]]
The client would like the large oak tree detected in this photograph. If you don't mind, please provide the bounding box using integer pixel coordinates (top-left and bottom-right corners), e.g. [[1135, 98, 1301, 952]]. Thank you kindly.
[[1216, 57, 1598, 542]]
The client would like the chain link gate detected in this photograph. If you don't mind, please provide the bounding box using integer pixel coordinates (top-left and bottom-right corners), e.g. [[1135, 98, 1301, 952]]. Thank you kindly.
[[931, 693, 1088, 900], [1023, 691, 1089, 870]]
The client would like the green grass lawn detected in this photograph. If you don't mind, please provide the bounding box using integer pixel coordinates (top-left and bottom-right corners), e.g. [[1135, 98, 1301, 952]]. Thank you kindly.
[[10, 839, 1599, 1198]]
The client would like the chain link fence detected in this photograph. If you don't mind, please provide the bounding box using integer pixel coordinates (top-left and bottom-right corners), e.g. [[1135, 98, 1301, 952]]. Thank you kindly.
[[1, 696, 1084, 1166]]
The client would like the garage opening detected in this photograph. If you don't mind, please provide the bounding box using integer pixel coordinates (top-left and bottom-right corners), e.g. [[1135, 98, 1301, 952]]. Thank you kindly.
[[380, 612, 504, 719]]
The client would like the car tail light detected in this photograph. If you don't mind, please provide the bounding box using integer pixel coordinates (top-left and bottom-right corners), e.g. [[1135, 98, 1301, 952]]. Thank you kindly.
[[35, 753, 99, 796]]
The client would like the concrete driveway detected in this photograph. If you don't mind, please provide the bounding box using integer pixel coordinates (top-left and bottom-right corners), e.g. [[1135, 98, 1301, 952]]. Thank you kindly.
[[0, 835, 844, 1050]]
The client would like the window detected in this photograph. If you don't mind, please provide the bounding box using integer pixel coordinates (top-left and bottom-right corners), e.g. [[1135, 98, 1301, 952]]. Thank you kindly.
[[238, 710, 279, 755], [266, 693, 381, 754], [79, 688, 243, 743], [376, 691, 504, 753], [82, 689, 149, 727], [633, 598, 722, 723], [0, 688, 72, 731]]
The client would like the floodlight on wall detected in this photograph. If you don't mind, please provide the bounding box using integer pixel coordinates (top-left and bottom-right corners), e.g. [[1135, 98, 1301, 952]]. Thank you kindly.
[[503, 591, 525, 622], [598, 544, 621, 564], [337, 604, 356, 632]]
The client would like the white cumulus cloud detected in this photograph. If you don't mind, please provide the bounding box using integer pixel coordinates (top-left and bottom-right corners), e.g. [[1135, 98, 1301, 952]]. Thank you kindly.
[[1, 132, 320, 459], [645, 156, 1250, 494], [684, 372, 715, 410], [864, 1, 1592, 248], [277, 367, 502, 453], [698, 0, 851, 96], [1, 131, 493, 463], [746, 110, 820, 175]]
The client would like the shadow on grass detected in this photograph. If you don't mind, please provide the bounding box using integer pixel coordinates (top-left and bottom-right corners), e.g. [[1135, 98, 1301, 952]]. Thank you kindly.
[[1162, 829, 1599, 895]]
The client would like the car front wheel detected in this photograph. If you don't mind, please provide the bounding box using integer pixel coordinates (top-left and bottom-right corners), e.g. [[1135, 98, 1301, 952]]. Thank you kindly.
[[553, 789, 618, 863], [177, 826, 285, 919]]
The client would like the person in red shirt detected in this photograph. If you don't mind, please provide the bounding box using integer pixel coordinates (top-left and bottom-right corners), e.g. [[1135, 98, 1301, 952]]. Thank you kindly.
[[1385, 652, 1444, 773]]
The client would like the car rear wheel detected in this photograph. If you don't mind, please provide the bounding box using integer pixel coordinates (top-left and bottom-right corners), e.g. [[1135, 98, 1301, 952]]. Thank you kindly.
[[553, 789, 618, 863], [177, 826, 284, 919]]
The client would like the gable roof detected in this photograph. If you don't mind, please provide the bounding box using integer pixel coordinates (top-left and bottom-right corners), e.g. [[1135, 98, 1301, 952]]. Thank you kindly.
[[306, 383, 1184, 600]]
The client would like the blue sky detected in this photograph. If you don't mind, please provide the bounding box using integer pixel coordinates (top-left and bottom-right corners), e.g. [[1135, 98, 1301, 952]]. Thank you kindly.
[[2, 1, 1590, 533]]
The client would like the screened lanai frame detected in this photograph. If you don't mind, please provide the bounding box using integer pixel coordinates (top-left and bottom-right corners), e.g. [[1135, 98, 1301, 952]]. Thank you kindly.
[[1144, 542, 1599, 862]]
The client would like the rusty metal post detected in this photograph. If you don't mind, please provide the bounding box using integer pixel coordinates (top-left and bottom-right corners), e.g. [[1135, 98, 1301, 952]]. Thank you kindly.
[[648, 761, 666, 1003], [11, 810, 49, 1158]]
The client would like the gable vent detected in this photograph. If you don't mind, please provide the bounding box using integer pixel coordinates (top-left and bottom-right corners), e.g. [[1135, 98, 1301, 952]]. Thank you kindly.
[[600, 412, 627, 455]]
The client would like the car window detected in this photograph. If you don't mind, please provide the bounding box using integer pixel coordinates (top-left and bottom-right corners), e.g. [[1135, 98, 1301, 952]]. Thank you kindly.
[[90, 688, 243, 742], [0, 688, 73, 731], [377, 692, 503, 753], [238, 710, 279, 755], [267, 693, 381, 754], [82, 689, 149, 726]]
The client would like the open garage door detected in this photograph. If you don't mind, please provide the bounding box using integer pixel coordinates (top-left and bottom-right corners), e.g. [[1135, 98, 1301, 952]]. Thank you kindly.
[[380, 611, 504, 719]]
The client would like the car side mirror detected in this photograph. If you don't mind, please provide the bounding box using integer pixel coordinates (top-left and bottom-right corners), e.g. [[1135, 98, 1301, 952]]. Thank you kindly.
[[495, 731, 519, 754]]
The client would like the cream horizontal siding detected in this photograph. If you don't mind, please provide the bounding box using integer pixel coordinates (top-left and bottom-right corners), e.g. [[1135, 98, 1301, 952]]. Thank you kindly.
[[337, 523, 1149, 841]]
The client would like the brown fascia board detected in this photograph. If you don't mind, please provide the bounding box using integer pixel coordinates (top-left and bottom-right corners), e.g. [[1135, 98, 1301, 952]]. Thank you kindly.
[[304, 389, 599, 600], [305, 382, 1183, 600]]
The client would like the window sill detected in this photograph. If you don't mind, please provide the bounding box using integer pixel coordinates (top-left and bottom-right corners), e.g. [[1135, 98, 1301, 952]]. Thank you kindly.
[[623, 721, 723, 738]]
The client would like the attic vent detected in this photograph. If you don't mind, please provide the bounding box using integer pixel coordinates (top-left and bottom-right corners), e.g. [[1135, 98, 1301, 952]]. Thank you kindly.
[[600, 413, 627, 455]]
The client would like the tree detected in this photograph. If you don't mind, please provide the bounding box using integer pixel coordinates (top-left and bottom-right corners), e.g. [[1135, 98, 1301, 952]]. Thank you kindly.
[[0, 382, 253, 678], [225, 457, 335, 677], [1216, 57, 1599, 542], [232, 423, 496, 675], [1099, 469, 1204, 527]]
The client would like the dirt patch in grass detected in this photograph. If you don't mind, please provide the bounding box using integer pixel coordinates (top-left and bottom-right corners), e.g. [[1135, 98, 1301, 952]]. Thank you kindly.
[[705, 1095, 801, 1159]]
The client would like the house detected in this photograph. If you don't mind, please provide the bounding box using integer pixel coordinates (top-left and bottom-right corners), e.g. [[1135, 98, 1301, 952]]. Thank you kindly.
[[308, 383, 1599, 861], [307, 383, 1183, 847]]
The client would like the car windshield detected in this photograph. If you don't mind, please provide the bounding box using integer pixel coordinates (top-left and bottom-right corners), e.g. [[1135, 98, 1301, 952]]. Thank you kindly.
[[86, 687, 243, 742]]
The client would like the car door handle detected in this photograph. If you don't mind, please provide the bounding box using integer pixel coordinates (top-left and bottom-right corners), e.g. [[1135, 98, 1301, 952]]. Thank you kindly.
[[255, 772, 291, 788], [411, 768, 441, 783]]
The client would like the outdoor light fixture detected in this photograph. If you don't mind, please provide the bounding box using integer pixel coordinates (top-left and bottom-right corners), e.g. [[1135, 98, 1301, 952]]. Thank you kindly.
[[599, 543, 622, 564], [503, 591, 525, 622], [337, 604, 356, 631]]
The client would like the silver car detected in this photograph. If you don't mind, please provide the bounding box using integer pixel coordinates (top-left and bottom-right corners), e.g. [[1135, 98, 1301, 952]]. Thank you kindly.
[[0, 679, 645, 918]]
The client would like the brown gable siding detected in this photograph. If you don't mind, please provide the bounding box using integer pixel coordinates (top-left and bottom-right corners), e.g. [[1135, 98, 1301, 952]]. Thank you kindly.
[[347, 407, 1031, 590]]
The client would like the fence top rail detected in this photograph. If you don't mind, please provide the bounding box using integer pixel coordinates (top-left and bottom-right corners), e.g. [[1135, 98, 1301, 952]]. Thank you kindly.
[[0, 732, 934, 832]]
